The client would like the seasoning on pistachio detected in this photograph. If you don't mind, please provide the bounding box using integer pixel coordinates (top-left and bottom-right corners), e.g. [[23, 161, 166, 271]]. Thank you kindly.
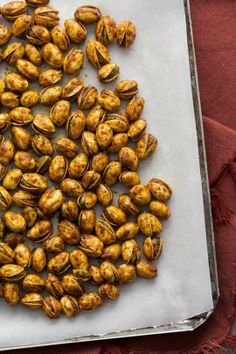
[[118, 264, 136, 284], [126, 95, 145, 121], [3, 42, 25, 65], [40, 85, 62, 106], [16, 59, 40, 80], [13, 189, 38, 208], [64, 19, 87, 45], [55, 137, 78, 159], [101, 243, 121, 263], [77, 191, 97, 209], [102, 161, 122, 186], [49, 155, 68, 182], [31, 247, 47, 272], [12, 14, 33, 37], [98, 63, 119, 83], [0, 264, 26, 282], [0, 186, 12, 211], [51, 100, 71, 127], [0, 242, 14, 264], [1, 92, 20, 109], [136, 259, 157, 279], [86, 39, 110, 69], [46, 273, 64, 298], [91, 152, 109, 174], [41, 43, 63, 68], [31, 134, 53, 156], [25, 44, 42, 65], [0, 113, 11, 134], [103, 205, 127, 226], [32, 114, 56, 136], [68, 153, 89, 179], [38, 187, 64, 215], [78, 209, 96, 234], [116, 20, 136, 48], [51, 26, 70, 52], [26, 0, 49, 7], [60, 178, 84, 198], [105, 113, 129, 133], [23, 206, 37, 228], [47, 252, 70, 275], [60, 295, 80, 317], [34, 6, 59, 28], [43, 235, 65, 254], [42, 294, 61, 319], [61, 201, 79, 223], [0, 25, 12, 46], [1, 1, 28, 22], [81, 170, 101, 190], [149, 200, 170, 218], [78, 85, 98, 110], [36, 155, 51, 174], [62, 77, 84, 101], [119, 170, 140, 188], [121, 239, 141, 265], [118, 194, 139, 216], [147, 178, 173, 202], [14, 151, 36, 172], [81, 131, 99, 156], [95, 219, 116, 245], [70, 249, 89, 270], [20, 173, 48, 193], [3, 211, 26, 233], [96, 16, 116, 46], [97, 89, 121, 112], [28, 220, 52, 242], [23, 274, 45, 293], [4, 283, 20, 305], [14, 243, 31, 268], [63, 48, 84, 75], [61, 273, 84, 296], [96, 183, 113, 207], [96, 123, 113, 150], [128, 118, 147, 140], [116, 221, 139, 241], [74, 5, 101, 24], [9, 106, 33, 126], [20, 90, 39, 107], [99, 283, 120, 300], [79, 234, 104, 258], [21, 293, 43, 309], [5, 72, 29, 93], [58, 220, 81, 245], [137, 212, 162, 237], [66, 110, 86, 140], [86, 105, 106, 131], [130, 184, 151, 206], [39, 69, 63, 87], [0, 140, 15, 165], [143, 237, 163, 261], [26, 24, 51, 45], [119, 146, 139, 171]]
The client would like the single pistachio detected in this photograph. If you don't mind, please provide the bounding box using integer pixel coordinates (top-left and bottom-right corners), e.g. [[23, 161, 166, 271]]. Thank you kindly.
[[143, 236, 163, 261], [147, 178, 173, 202], [118, 194, 139, 216], [62, 77, 84, 102], [119, 171, 140, 188], [0, 78, 6, 95], [130, 184, 151, 206], [36, 155, 51, 174], [47, 252, 70, 275], [77, 191, 97, 209], [26, 0, 49, 6], [86, 105, 106, 132], [0, 140, 15, 165], [100, 261, 120, 284], [31, 247, 47, 272], [42, 295, 61, 319], [101, 243, 121, 263], [20, 90, 39, 107], [116, 20, 136, 48], [14, 243, 31, 268], [12, 14, 33, 37], [95, 219, 116, 245], [61, 274, 84, 296], [23, 274, 45, 293], [61, 201, 79, 223], [64, 19, 87, 45], [126, 95, 145, 121], [102, 161, 122, 186], [105, 113, 129, 133], [77, 85, 98, 110], [34, 6, 59, 28], [0, 264, 25, 282], [96, 183, 113, 207], [5, 72, 28, 93], [81, 170, 101, 190], [99, 283, 120, 300], [0, 164, 7, 183], [13, 190, 38, 208], [136, 259, 157, 279], [50, 100, 71, 127], [73, 268, 91, 282], [28, 219, 52, 242], [25, 44, 42, 65], [0, 186, 12, 211], [128, 119, 147, 141], [41, 43, 63, 68], [16, 59, 40, 80], [118, 264, 136, 284], [61, 295, 80, 318], [121, 239, 141, 265], [96, 16, 116, 46], [96, 123, 113, 150], [91, 152, 109, 174], [63, 48, 84, 75], [51, 26, 70, 52], [26, 24, 51, 45], [0, 218, 5, 239], [149, 200, 170, 218], [79, 292, 102, 311], [79, 234, 104, 258], [0, 242, 14, 264], [14, 151, 36, 172], [9, 106, 33, 126], [119, 147, 139, 171], [55, 137, 78, 159], [32, 114, 56, 136], [81, 131, 99, 157], [98, 63, 119, 84], [89, 265, 104, 286], [38, 188, 64, 215], [1, 92, 20, 109], [78, 209, 96, 234], [3, 42, 25, 65], [40, 85, 62, 106], [4, 233, 25, 248], [1, 1, 28, 22], [66, 110, 86, 140], [60, 178, 84, 198], [43, 235, 65, 254], [103, 205, 127, 226], [116, 221, 139, 241], [86, 39, 110, 69], [21, 293, 42, 309], [39, 69, 63, 87], [58, 220, 80, 246], [0, 113, 11, 133], [0, 25, 12, 46], [97, 89, 121, 112], [138, 212, 163, 237], [31, 134, 53, 156], [48, 155, 68, 183], [4, 283, 20, 305], [22, 206, 37, 228], [46, 273, 64, 298], [20, 173, 48, 193], [4, 211, 26, 233], [70, 249, 89, 270], [74, 5, 101, 24], [115, 80, 138, 100], [68, 153, 89, 179]]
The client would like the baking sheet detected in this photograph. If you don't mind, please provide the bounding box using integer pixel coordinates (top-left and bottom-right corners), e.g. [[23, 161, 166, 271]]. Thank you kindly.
[[0, 0, 214, 349]]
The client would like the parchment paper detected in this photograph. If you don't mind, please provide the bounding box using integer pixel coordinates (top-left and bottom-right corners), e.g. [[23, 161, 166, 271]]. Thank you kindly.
[[0, 0, 213, 349]]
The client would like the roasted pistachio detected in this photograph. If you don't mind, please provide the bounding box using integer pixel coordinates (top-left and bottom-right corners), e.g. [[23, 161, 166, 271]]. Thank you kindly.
[[116, 221, 139, 241], [91, 152, 109, 174], [128, 119, 147, 141], [55, 137, 78, 159], [36, 155, 51, 174], [4, 211, 26, 233], [96, 123, 113, 150], [32, 134, 53, 156], [102, 161, 122, 186], [16, 59, 40, 80], [0, 242, 14, 264], [26, 24, 51, 45], [77, 191, 97, 209], [70, 249, 89, 270], [41, 43, 63, 68], [98, 63, 119, 83], [119, 147, 139, 171], [121, 239, 141, 265], [47, 252, 70, 275], [60, 178, 84, 198], [78, 209, 96, 234], [119, 171, 140, 188], [100, 261, 120, 284], [96, 183, 113, 207], [63, 48, 84, 75], [86, 39, 110, 69], [0, 264, 25, 282], [46, 273, 64, 298], [0, 25, 12, 46], [32, 114, 56, 136], [14, 151, 36, 172], [13, 189, 38, 208], [0, 140, 15, 165], [143, 236, 163, 261], [51, 26, 70, 52], [31, 247, 47, 272], [38, 188, 64, 215], [20, 90, 39, 107], [118, 194, 139, 216], [126, 95, 145, 121], [28, 219, 52, 242], [61, 201, 79, 223], [21, 292, 42, 309], [0, 164, 7, 184], [3, 42, 25, 65], [25, 44, 42, 66], [138, 212, 162, 237], [74, 6, 101, 24], [61, 274, 84, 296], [58, 220, 80, 245], [23, 274, 45, 293], [89, 265, 103, 286], [103, 205, 127, 226], [0, 218, 5, 239], [14, 243, 31, 268], [12, 127, 31, 151], [97, 89, 121, 112], [78, 86, 98, 111], [39, 69, 63, 87], [66, 110, 86, 140], [1, 91, 20, 109], [50, 100, 71, 127], [0, 78, 5, 95], [34, 6, 59, 28], [99, 283, 119, 300], [149, 200, 170, 218], [87, 106, 106, 133], [42, 295, 61, 319], [95, 219, 116, 245], [20, 173, 48, 193], [0, 186, 12, 211], [105, 113, 129, 133], [147, 178, 173, 202], [0, 113, 10, 133], [4, 283, 20, 305], [115, 80, 138, 100], [79, 234, 104, 258], [101, 243, 121, 263], [118, 264, 136, 284], [61, 295, 79, 317], [81, 131, 99, 156], [130, 184, 151, 206], [81, 170, 101, 190], [136, 259, 157, 279], [12, 14, 33, 37], [79, 292, 102, 311], [5, 72, 29, 93], [96, 16, 116, 46], [64, 19, 87, 45], [40, 85, 62, 106], [9, 106, 33, 126], [2, 1, 28, 22], [26, 0, 49, 7], [116, 20, 136, 48], [22, 206, 37, 228], [68, 153, 89, 179], [4, 233, 24, 248], [43, 235, 65, 254], [62, 77, 83, 103]]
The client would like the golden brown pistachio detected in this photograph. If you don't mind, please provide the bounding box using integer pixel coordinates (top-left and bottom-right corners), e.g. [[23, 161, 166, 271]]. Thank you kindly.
[[0, 186, 12, 211], [118, 264, 136, 284], [0, 113, 10, 133], [98, 63, 119, 83], [41, 43, 63, 68], [47, 252, 70, 275], [61, 201, 79, 222], [0, 140, 15, 165], [101, 243, 121, 263], [0, 242, 14, 264], [2, 1, 27, 21], [25, 44, 42, 65], [12, 14, 33, 37], [34, 6, 59, 28], [97, 89, 121, 112], [38, 188, 64, 215], [89, 265, 104, 286], [3, 42, 25, 65], [46, 273, 64, 298], [39, 69, 63, 87], [95, 219, 116, 245], [31, 134, 53, 156], [81, 131, 99, 156], [61, 274, 84, 296], [4, 233, 24, 248], [130, 184, 151, 206], [61, 295, 79, 317], [31, 247, 47, 272], [96, 183, 113, 207], [70, 249, 89, 270], [147, 178, 172, 202], [58, 220, 80, 245], [60, 178, 84, 198], [62, 77, 84, 102], [1, 91, 20, 109], [73, 267, 91, 282], [105, 113, 129, 133], [119, 171, 140, 188], [4, 211, 26, 233], [116, 20, 136, 48], [13, 189, 38, 208], [5, 72, 29, 93], [78, 191, 97, 209], [86, 105, 106, 132], [14, 243, 31, 268], [23, 206, 37, 228], [126, 95, 145, 121], [103, 205, 127, 226], [79, 292, 102, 311], [136, 259, 157, 279], [63, 48, 84, 75], [23, 274, 45, 292], [149, 200, 170, 218], [115, 80, 138, 100], [14, 151, 36, 172], [16, 59, 40, 80], [0, 25, 12, 46], [81, 170, 101, 190], [68, 153, 89, 179], [119, 147, 139, 171], [20, 173, 48, 193], [50, 100, 71, 127], [96, 123, 113, 150], [102, 161, 122, 186], [91, 152, 109, 174], [3, 169, 22, 191], [79, 234, 104, 258], [86, 39, 110, 69], [28, 220, 52, 242], [0, 50, 4, 62], [10, 106, 33, 126], [36, 155, 51, 174], [32, 114, 56, 136], [138, 212, 162, 237], [0, 164, 7, 183], [55, 137, 78, 159], [96, 16, 116, 46], [116, 221, 139, 241], [21, 292, 42, 309], [128, 119, 147, 141], [0, 78, 5, 95], [118, 194, 139, 216], [0, 220, 5, 239], [44, 235, 65, 254], [78, 86, 98, 110], [78, 209, 96, 234], [51, 26, 70, 52], [121, 239, 141, 265], [4, 283, 20, 305], [26, 24, 51, 45], [74, 6, 101, 24], [66, 110, 86, 140], [26, 0, 49, 6], [42, 295, 61, 319], [20, 90, 39, 107], [100, 261, 120, 284], [64, 19, 87, 44], [143, 236, 163, 261], [0, 264, 25, 282], [99, 283, 119, 300], [40, 85, 62, 106]]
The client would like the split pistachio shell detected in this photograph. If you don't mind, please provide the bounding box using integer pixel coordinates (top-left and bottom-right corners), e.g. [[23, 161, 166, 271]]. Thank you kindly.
[[105, 113, 129, 133], [14, 243, 31, 268], [96, 183, 113, 207], [147, 178, 173, 202], [81, 170, 101, 190], [4, 211, 26, 233], [36, 155, 51, 174], [16, 59, 40, 80], [130, 184, 151, 206], [100, 261, 120, 283], [0, 186, 12, 211], [0, 218, 5, 239], [12, 14, 33, 37], [9, 106, 33, 126], [115, 80, 138, 100], [49, 155, 68, 182], [118, 194, 139, 216], [26, 0, 49, 6], [61, 274, 84, 296], [60, 178, 84, 198], [34, 6, 59, 28], [55, 137, 78, 158], [41, 43, 63, 68], [3, 42, 25, 65], [79, 234, 104, 258], [102, 161, 122, 186], [138, 212, 162, 237], [62, 77, 84, 101], [78, 209, 96, 234], [31, 247, 47, 272], [103, 205, 127, 226], [86, 105, 106, 131], [64, 19, 87, 45], [116, 221, 139, 241], [63, 48, 84, 74], [66, 110, 86, 140], [28, 220, 52, 242], [38, 187, 64, 215], [97, 89, 121, 112], [116, 20, 136, 48], [51, 26, 70, 52], [1, 91, 20, 109], [79, 292, 102, 311], [95, 219, 116, 244], [68, 153, 89, 179], [25, 44, 42, 65], [4, 233, 25, 248], [60, 295, 79, 317], [91, 152, 109, 173], [4, 283, 20, 305], [119, 147, 139, 171], [40, 85, 62, 106], [0, 140, 15, 165], [14, 151, 36, 172], [128, 119, 147, 140], [47, 252, 70, 275], [23, 206, 37, 228], [51, 100, 71, 127], [99, 283, 119, 300], [98, 63, 119, 83], [86, 39, 110, 69], [101, 243, 121, 263], [126, 95, 145, 121], [44, 235, 65, 254], [32, 114, 56, 136], [81, 131, 99, 156], [20, 173, 48, 193], [78, 191, 97, 209], [20, 90, 39, 107], [2, 169, 22, 191], [121, 239, 141, 264], [61, 201, 79, 223], [2, 1, 28, 22], [0, 264, 25, 282], [149, 200, 170, 218], [136, 259, 157, 279], [70, 249, 89, 270], [42, 294, 61, 319], [118, 264, 136, 284], [119, 171, 140, 188], [73, 268, 91, 282], [5, 72, 29, 93], [21, 293, 43, 309], [39, 69, 63, 87], [96, 16, 116, 46], [13, 189, 38, 208], [46, 273, 64, 298], [74, 5, 101, 24], [0, 164, 7, 183], [78, 85, 98, 110], [143, 237, 163, 260], [0, 113, 11, 133], [96, 123, 113, 149], [31, 134, 53, 156], [23, 274, 45, 293], [26, 24, 51, 45], [58, 220, 80, 245], [0, 25, 12, 46], [0, 242, 14, 264]]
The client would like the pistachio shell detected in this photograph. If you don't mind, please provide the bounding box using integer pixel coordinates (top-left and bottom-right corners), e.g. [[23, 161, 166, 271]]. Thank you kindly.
[[9, 107, 33, 126], [14, 243, 31, 268], [0, 113, 11, 133], [3, 42, 25, 65], [31, 247, 47, 272], [130, 184, 151, 206], [34, 6, 59, 28], [60, 295, 79, 317], [64, 19, 87, 45], [91, 152, 109, 173], [102, 161, 122, 186], [0, 264, 25, 282], [121, 239, 141, 265], [50, 100, 71, 127], [74, 5, 101, 24], [0, 186, 12, 211], [119, 171, 140, 188], [119, 147, 139, 171], [39, 69, 63, 87], [81, 170, 101, 190], [66, 110, 86, 140], [118, 264, 136, 284], [101, 243, 121, 263], [4, 211, 26, 233], [16, 59, 40, 80], [22, 206, 37, 228], [70, 249, 89, 270], [99, 283, 120, 300], [128, 119, 147, 141], [136, 259, 157, 279], [90, 265, 104, 286], [77, 85, 97, 110], [61, 274, 84, 296], [0, 242, 14, 264], [4, 233, 25, 248], [0, 140, 15, 165], [118, 194, 139, 216], [28, 220, 52, 242], [13, 190, 38, 208], [103, 205, 127, 226], [55, 137, 79, 158], [26, 0, 49, 6], [81, 131, 99, 156], [1, 92, 20, 109], [126, 95, 145, 121], [62, 77, 84, 101], [47, 252, 70, 275], [68, 153, 89, 179], [78, 209, 96, 234], [61, 200, 79, 222], [96, 123, 113, 149], [31, 134, 53, 156], [149, 200, 170, 218], [5, 72, 29, 93], [79, 292, 102, 311], [115, 80, 138, 100], [77, 191, 97, 209], [46, 273, 64, 298], [96, 16, 116, 46], [147, 178, 173, 202], [116, 20, 136, 48], [32, 114, 56, 136], [43, 235, 65, 254], [26, 24, 51, 46], [137, 212, 162, 237], [12, 14, 33, 37], [4, 283, 20, 305], [20, 90, 39, 107], [79, 234, 104, 258], [41, 43, 63, 68], [58, 220, 80, 245], [86, 39, 110, 69], [36, 155, 51, 174], [98, 63, 119, 83], [51, 26, 70, 52], [97, 89, 121, 112], [116, 221, 139, 241], [42, 295, 61, 319], [96, 183, 113, 207], [14, 151, 36, 172], [63, 48, 84, 74], [2, 169, 22, 191], [40, 86, 62, 106], [38, 187, 64, 215], [95, 219, 116, 245], [21, 293, 43, 309], [105, 113, 129, 133], [0, 25, 12, 46], [143, 236, 163, 260], [60, 178, 84, 198], [20, 173, 48, 193], [25, 44, 42, 65], [2, 1, 28, 22], [23, 274, 45, 293], [100, 261, 120, 283]]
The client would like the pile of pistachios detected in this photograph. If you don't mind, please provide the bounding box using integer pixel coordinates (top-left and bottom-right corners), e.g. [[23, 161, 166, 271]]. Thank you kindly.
[[0, 0, 172, 319]]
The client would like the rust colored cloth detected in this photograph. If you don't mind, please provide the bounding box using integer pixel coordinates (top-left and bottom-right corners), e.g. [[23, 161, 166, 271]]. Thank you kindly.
[[6, 1, 236, 353]]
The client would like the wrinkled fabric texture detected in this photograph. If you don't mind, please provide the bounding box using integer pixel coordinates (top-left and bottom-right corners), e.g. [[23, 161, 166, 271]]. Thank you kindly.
[[5, 1, 236, 353]]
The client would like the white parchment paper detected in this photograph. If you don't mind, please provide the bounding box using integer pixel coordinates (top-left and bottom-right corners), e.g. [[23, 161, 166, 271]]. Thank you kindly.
[[0, 0, 214, 349]]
